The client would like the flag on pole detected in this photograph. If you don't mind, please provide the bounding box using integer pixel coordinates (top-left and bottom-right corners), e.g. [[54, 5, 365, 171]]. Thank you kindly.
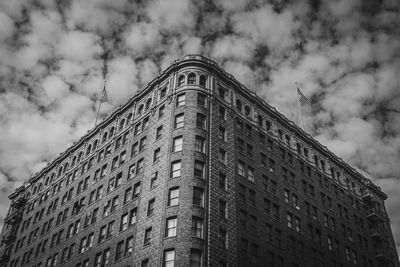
[[297, 87, 307, 106], [99, 80, 108, 103]]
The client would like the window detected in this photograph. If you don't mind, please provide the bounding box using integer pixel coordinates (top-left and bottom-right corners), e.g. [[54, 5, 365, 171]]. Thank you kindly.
[[238, 161, 245, 176], [129, 208, 137, 225], [191, 217, 204, 238], [219, 172, 226, 190], [115, 241, 124, 261], [178, 75, 185, 86], [218, 126, 226, 141], [131, 142, 138, 157], [190, 249, 202, 267], [219, 199, 227, 218], [248, 166, 254, 182], [218, 227, 227, 248], [197, 93, 206, 107], [199, 75, 206, 86], [168, 187, 179, 206], [142, 117, 149, 130], [128, 164, 135, 180], [165, 217, 177, 237], [150, 172, 158, 189], [219, 105, 226, 120], [133, 182, 141, 198], [188, 73, 196, 84], [193, 187, 204, 207], [195, 136, 205, 153], [173, 136, 183, 152], [160, 86, 167, 99], [139, 136, 147, 151], [120, 213, 128, 231], [158, 105, 165, 118], [147, 198, 155, 216], [174, 113, 184, 128], [164, 250, 175, 267], [194, 160, 205, 178], [137, 158, 144, 174], [219, 148, 227, 164], [176, 93, 185, 107], [171, 160, 181, 178], [156, 125, 163, 139], [153, 148, 161, 163], [196, 113, 206, 129], [144, 227, 152, 245]]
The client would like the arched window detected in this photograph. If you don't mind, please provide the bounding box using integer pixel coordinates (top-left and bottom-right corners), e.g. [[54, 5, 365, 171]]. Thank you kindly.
[[257, 115, 263, 127], [50, 173, 55, 184], [236, 99, 242, 111], [244, 106, 251, 116], [45, 177, 49, 186], [296, 143, 301, 153], [102, 132, 108, 143], [314, 155, 319, 167], [199, 75, 207, 86], [57, 167, 63, 177], [138, 104, 144, 115], [187, 73, 196, 84], [119, 119, 125, 131], [126, 113, 132, 123], [38, 183, 43, 192], [109, 127, 115, 137], [33, 186, 37, 195], [178, 75, 185, 86], [93, 140, 98, 150], [321, 160, 326, 172], [63, 162, 69, 173], [145, 98, 152, 110], [265, 121, 271, 131], [303, 148, 309, 158], [77, 152, 83, 162], [278, 129, 283, 140], [86, 144, 92, 156], [285, 135, 290, 146], [71, 156, 77, 167]]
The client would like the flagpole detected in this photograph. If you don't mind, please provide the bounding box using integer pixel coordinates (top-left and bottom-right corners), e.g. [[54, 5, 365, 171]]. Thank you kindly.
[[95, 79, 106, 126], [296, 82, 305, 131]]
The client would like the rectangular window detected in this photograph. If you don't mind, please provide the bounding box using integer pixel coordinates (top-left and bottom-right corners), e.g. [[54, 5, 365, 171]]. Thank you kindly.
[[144, 227, 152, 246], [176, 93, 185, 107], [153, 148, 161, 163], [133, 182, 141, 198], [129, 208, 137, 226], [219, 148, 227, 164], [193, 187, 204, 207], [196, 113, 206, 129], [147, 199, 155, 217], [131, 142, 138, 157], [164, 250, 175, 267], [156, 125, 163, 139], [165, 217, 177, 237], [219, 199, 227, 218], [120, 213, 128, 232], [173, 136, 183, 152], [158, 105, 165, 118], [171, 160, 181, 178], [238, 161, 245, 176], [190, 249, 202, 267], [195, 136, 205, 153], [218, 227, 227, 249], [219, 172, 226, 190], [139, 136, 147, 151], [115, 241, 124, 261], [248, 166, 254, 182], [174, 113, 184, 129], [191, 217, 204, 239], [168, 187, 179, 206], [194, 160, 205, 178], [137, 159, 144, 174], [160, 87, 167, 99], [142, 116, 149, 130], [150, 172, 158, 189], [125, 236, 134, 255], [197, 93, 206, 107], [219, 105, 226, 120], [218, 126, 226, 141]]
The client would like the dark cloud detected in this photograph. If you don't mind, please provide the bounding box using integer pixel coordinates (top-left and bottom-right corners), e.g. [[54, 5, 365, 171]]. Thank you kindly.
[[0, 0, 399, 258]]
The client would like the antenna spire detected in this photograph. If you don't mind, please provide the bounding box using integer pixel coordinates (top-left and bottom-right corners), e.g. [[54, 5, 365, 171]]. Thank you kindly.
[[95, 40, 110, 126]]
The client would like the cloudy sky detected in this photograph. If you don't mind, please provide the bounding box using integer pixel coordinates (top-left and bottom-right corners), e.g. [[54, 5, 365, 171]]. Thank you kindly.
[[0, 0, 399, 256]]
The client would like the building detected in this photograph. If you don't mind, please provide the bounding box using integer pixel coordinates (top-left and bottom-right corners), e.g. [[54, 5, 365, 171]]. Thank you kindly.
[[0, 55, 398, 267]]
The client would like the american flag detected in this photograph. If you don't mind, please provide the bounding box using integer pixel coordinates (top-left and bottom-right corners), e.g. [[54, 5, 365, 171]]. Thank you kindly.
[[99, 81, 108, 103], [297, 87, 307, 106]]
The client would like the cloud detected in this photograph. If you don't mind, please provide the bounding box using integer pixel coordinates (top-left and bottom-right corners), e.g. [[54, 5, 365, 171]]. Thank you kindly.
[[0, 0, 399, 258]]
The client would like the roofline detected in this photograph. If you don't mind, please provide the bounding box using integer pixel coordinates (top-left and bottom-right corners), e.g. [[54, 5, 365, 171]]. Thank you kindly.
[[12, 55, 386, 199]]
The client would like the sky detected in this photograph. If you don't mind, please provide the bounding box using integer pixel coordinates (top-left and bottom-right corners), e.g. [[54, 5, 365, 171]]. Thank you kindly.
[[0, 0, 399, 257]]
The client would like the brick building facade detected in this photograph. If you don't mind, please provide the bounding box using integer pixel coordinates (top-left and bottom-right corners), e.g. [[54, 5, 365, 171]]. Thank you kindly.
[[0, 55, 398, 267]]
